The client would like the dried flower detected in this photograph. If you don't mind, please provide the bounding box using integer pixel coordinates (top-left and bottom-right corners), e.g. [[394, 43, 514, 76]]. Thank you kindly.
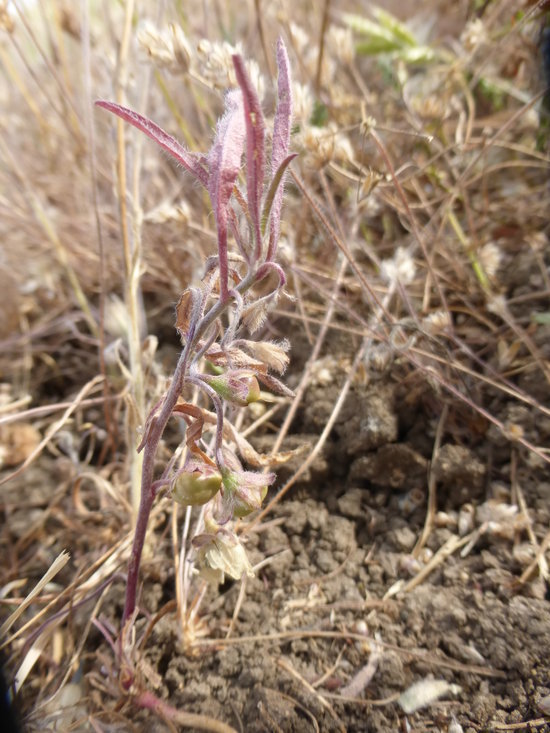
[[237, 339, 290, 374], [193, 529, 254, 584]]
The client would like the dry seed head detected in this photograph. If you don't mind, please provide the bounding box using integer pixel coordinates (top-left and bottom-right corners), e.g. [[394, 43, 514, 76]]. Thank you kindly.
[[300, 124, 354, 168], [478, 241, 502, 278], [288, 21, 335, 80], [171, 24, 194, 71], [380, 247, 416, 286], [422, 309, 451, 336], [326, 26, 355, 66], [197, 38, 241, 88], [460, 18, 488, 52], [137, 21, 193, 73], [144, 199, 191, 224], [104, 295, 131, 339], [486, 293, 508, 317], [197, 39, 265, 99], [476, 500, 520, 538], [365, 343, 392, 373], [292, 82, 314, 125], [403, 72, 458, 121], [288, 22, 309, 55]]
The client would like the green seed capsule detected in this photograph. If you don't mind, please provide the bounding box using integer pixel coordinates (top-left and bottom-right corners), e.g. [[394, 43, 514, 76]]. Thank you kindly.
[[172, 470, 222, 506], [232, 484, 268, 518], [208, 374, 261, 406]]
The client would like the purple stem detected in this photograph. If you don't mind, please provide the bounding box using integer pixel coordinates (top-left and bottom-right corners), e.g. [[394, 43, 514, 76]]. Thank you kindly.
[[122, 346, 191, 625], [134, 689, 238, 733], [186, 375, 226, 470], [122, 269, 257, 626]]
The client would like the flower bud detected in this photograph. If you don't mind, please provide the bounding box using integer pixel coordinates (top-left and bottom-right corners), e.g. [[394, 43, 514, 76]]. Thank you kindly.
[[205, 371, 261, 406], [221, 468, 274, 518]]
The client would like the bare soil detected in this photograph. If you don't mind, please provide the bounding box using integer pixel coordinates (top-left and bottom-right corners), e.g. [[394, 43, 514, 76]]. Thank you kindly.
[[8, 342, 548, 733], [131, 354, 549, 733]]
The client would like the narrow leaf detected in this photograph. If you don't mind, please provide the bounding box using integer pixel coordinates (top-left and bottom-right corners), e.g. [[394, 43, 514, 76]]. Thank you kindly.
[[268, 38, 293, 260], [355, 38, 402, 55], [261, 153, 297, 238], [207, 89, 246, 302], [95, 100, 209, 185], [372, 7, 417, 47], [232, 54, 265, 260], [272, 38, 292, 172], [343, 13, 398, 44]]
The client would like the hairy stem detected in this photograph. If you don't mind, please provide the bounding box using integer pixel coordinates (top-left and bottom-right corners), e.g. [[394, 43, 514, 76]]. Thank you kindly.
[[122, 270, 257, 625]]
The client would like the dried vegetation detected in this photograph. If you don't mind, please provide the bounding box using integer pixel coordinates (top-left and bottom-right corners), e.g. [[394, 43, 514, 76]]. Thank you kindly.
[[1, 0, 549, 731]]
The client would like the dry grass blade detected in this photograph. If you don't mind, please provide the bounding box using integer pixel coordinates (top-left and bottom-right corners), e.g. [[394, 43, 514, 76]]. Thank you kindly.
[[0, 550, 70, 638], [0, 375, 104, 487]]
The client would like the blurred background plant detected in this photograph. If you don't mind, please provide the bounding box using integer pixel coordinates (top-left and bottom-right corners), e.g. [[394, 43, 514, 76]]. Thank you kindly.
[[0, 0, 549, 730]]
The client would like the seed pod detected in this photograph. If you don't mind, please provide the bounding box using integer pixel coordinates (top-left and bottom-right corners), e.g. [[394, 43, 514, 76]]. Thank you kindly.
[[172, 468, 222, 506], [221, 468, 274, 518], [206, 372, 261, 406]]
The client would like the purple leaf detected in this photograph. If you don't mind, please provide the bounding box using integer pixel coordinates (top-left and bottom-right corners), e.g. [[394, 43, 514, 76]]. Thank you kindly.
[[95, 100, 208, 186], [268, 38, 293, 261], [207, 89, 246, 302], [232, 55, 265, 261], [261, 153, 297, 238]]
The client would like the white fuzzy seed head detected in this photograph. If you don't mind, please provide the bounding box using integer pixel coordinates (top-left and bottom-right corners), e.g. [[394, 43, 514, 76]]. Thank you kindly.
[[460, 18, 488, 52], [380, 247, 416, 286], [478, 241, 502, 278]]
